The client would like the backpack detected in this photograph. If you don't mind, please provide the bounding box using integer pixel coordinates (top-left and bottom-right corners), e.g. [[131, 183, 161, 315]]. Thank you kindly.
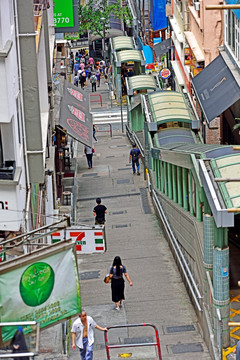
[[90, 75, 97, 84], [131, 149, 139, 162]]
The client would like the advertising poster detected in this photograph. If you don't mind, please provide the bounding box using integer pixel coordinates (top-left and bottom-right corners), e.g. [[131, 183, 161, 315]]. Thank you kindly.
[[0, 243, 81, 343], [54, 0, 74, 28]]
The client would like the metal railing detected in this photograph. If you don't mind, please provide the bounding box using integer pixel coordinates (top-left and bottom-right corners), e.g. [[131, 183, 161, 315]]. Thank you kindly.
[[0, 321, 40, 358], [90, 93, 103, 107], [104, 323, 161, 359], [95, 123, 112, 137]]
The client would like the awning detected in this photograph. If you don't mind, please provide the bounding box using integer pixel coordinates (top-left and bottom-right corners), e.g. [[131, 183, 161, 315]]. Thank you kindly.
[[59, 80, 92, 147], [169, 18, 184, 43], [112, 36, 134, 51], [126, 75, 156, 95], [184, 31, 205, 62], [154, 38, 172, 57], [171, 60, 185, 86], [192, 54, 240, 124], [115, 49, 145, 66]]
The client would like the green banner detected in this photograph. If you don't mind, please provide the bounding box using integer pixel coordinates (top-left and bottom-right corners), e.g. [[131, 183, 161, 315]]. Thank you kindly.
[[0, 246, 81, 342], [54, 0, 74, 28]]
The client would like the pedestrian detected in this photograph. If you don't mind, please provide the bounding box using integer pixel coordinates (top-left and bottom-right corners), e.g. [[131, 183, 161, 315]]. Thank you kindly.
[[109, 256, 133, 310], [234, 341, 240, 359], [90, 73, 97, 92], [104, 66, 109, 83], [93, 124, 98, 141], [11, 327, 30, 360], [96, 71, 100, 87], [74, 62, 80, 75], [80, 71, 87, 89], [71, 310, 107, 360], [84, 145, 93, 169], [129, 143, 141, 175], [93, 197, 107, 225], [89, 56, 94, 70], [74, 73, 79, 87]]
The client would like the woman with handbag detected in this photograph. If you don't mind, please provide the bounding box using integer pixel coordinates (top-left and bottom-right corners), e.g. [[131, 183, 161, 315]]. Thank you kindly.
[[109, 256, 133, 310]]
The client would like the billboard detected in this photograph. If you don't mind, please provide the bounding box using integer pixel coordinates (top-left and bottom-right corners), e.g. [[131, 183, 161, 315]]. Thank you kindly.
[[54, 0, 74, 28], [54, 0, 80, 33], [0, 240, 81, 342]]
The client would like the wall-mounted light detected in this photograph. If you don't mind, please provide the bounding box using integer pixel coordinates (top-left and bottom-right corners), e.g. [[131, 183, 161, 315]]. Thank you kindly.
[[59, 148, 64, 160], [62, 134, 66, 142]]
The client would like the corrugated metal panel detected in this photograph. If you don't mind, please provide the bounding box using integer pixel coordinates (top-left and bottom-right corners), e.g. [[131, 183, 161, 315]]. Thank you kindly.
[[117, 50, 143, 62], [128, 75, 156, 91], [112, 36, 134, 50]]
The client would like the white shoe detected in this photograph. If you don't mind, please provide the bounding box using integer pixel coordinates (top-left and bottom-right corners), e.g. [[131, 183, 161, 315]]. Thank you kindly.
[[115, 306, 119, 310]]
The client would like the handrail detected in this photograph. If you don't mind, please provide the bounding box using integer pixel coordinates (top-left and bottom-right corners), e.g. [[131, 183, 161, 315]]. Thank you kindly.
[[104, 323, 161, 360], [94, 123, 112, 137]]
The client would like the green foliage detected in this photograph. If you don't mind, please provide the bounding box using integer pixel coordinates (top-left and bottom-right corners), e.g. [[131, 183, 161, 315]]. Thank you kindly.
[[78, 0, 132, 36]]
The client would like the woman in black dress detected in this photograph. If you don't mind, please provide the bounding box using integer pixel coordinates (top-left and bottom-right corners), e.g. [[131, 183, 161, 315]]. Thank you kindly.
[[109, 256, 132, 310]]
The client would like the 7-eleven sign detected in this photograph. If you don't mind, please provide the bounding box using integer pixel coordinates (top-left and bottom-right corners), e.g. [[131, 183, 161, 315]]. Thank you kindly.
[[66, 228, 105, 254]]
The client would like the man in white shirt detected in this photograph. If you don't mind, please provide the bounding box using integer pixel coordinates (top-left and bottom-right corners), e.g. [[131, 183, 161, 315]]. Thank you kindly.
[[71, 310, 107, 360]]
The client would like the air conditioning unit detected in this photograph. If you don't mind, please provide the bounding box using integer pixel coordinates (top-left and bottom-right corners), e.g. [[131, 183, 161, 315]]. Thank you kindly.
[[194, 2, 200, 11]]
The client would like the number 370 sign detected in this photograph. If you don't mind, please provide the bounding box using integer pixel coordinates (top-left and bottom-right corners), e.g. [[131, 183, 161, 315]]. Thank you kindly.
[[54, 0, 74, 28]]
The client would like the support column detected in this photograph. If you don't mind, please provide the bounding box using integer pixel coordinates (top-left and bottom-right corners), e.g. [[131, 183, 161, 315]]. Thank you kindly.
[[213, 245, 230, 347], [157, 161, 161, 189], [164, 162, 168, 196], [189, 170, 194, 216], [182, 168, 188, 211], [160, 161, 164, 193], [196, 190, 202, 222], [167, 163, 173, 200], [172, 165, 177, 203], [177, 166, 182, 207]]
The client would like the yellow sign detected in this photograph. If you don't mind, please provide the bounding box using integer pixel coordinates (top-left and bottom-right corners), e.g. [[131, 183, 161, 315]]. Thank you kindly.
[[118, 354, 132, 358]]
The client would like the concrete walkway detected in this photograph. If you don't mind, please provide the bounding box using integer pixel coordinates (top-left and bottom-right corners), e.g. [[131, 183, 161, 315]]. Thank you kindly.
[[68, 123, 211, 359]]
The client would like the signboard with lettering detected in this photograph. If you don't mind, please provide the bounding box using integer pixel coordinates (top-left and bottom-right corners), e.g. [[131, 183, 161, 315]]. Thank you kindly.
[[66, 228, 105, 253], [51, 227, 106, 254], [60, 80, 93, 148], [0, 241, 80, 343], [54, 0, 74, 28]]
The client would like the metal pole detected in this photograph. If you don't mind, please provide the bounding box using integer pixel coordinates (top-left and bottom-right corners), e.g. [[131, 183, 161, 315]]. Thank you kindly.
[[120, 87, 124, 133]]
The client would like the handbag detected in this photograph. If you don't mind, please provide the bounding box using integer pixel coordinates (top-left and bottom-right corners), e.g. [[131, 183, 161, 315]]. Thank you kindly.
[[92, 148, 95, 153], [104, 274, 111, 283]]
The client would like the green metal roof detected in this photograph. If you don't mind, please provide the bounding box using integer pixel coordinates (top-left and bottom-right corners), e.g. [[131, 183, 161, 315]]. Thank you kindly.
[[112, 36, 134, 51], [211, 154, 240, 208], [116, 50, 143, 63], [148, 91, 194, 124], [128, 75, 156, 91]]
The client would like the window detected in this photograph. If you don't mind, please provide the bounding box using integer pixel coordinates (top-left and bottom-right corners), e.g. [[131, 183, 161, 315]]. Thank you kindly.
[[226, 10, 240, 61]]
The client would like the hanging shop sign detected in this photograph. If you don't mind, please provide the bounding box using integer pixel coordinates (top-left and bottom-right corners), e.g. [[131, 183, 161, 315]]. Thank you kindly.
[[51, 227, 106, 253], [0, 241, 80, 343], [184, 48, 191, 65], [160, 68, 171, 79]]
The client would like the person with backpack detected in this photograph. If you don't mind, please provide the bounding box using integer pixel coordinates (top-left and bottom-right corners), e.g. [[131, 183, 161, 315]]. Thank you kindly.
[[129, 143, 141, 175], [90, 73, 97, 92]]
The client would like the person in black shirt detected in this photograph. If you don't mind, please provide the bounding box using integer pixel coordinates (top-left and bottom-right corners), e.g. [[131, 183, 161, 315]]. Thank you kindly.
[[93, 198, 107, 225]]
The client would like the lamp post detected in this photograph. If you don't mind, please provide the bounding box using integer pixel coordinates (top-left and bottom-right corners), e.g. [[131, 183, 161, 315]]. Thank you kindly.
[[100, 17, 106, 62]]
